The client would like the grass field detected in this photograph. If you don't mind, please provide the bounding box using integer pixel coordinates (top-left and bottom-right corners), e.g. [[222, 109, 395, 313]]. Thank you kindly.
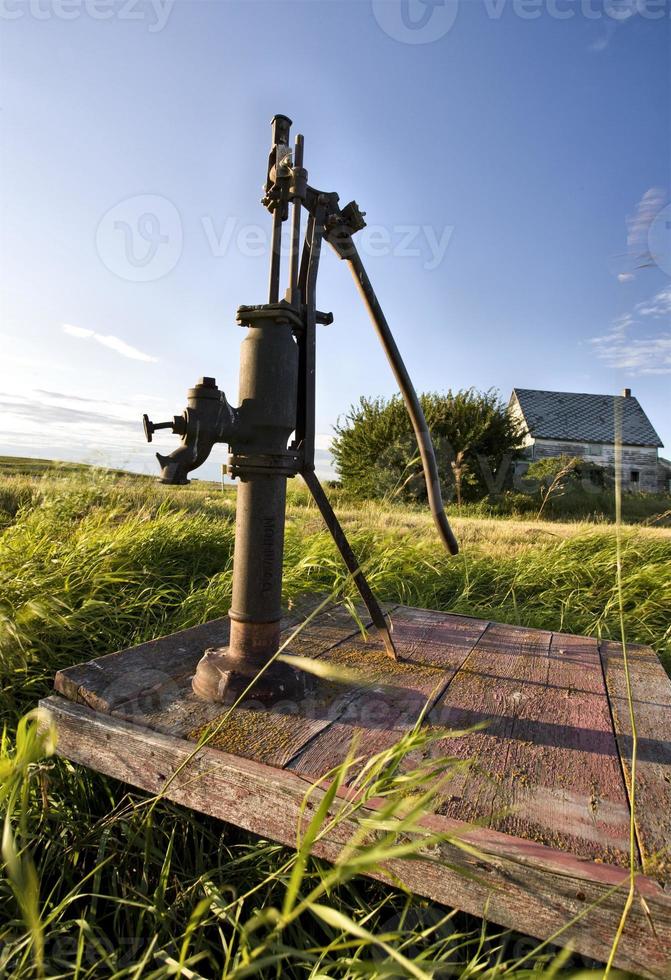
[[1, 461, 669, 977]]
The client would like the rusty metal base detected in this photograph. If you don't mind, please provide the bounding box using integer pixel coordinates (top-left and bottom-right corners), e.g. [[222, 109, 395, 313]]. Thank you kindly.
[[191, 647, 308, 704]]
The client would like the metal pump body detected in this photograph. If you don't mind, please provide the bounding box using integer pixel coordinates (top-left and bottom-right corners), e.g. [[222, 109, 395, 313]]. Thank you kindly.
[[143, 114, 458, 703]]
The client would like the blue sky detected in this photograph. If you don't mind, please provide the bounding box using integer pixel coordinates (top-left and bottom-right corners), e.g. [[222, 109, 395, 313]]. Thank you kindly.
[[1, 0, 669, 480]]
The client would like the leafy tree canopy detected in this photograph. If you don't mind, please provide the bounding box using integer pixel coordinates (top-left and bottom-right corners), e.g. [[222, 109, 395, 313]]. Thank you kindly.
[[331, 389, 525, 504]]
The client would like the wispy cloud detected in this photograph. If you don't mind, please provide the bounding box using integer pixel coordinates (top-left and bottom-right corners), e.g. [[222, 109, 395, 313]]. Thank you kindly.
[[635, 287, 671, 318], [589, 0, 644, 53], [590, 285, 671, 375], [35, 388, 122, 405], [615, 187, 667, 282], [0, 394, 139, 434], [1, 388, 177, 470], [589, 35, 610, 53], [62, 323, 158, 363], [627, 187, 666, 250]]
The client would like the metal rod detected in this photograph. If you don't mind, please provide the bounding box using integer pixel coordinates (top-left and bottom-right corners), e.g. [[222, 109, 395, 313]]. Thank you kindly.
[[268, 193, 283, 303], [288, 134, 304, 303], [294, 213, 315, 452], [302, 468, 397, 659], [300, 205, 324, 469], [266, 115, 292, 304], [344, 244, 459, 556], [298, 213, 314, 298]]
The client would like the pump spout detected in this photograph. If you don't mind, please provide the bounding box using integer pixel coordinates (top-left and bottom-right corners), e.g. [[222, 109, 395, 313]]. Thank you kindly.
[[143, 377, 238, 485], [156, 443, 211, 485]]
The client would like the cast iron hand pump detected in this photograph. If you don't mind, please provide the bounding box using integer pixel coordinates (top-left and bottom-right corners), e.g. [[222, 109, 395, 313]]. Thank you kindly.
[[143, 115, 458, 703]]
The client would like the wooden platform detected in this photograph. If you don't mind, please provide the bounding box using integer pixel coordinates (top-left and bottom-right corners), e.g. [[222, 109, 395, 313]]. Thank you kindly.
[[40, 601, 671, 977]]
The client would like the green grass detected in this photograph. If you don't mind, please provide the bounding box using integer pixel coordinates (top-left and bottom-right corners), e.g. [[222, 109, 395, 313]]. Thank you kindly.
[[1, 466, 668, 977], [0, 455, 145, 479]]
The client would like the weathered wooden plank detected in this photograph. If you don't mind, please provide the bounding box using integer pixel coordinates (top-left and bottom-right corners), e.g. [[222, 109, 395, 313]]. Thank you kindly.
[[111, 603, 397, 768], [600, 640, 671, 881], [428, 623, 554, 827], [53, 596, 360, 712], [389, 607, 490, 670], [54, 617, 232, 712], [427, 627, 632, 865], [487, 633, 632, 865], [288, 607, 488, 777], [39, 695, 671, 978]]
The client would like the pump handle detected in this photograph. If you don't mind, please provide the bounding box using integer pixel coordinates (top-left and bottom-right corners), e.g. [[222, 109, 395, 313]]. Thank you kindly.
[[345, 246, 458, 555]]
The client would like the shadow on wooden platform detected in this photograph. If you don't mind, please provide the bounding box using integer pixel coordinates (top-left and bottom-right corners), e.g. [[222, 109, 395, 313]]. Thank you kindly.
[[40, 600, 671, 977]]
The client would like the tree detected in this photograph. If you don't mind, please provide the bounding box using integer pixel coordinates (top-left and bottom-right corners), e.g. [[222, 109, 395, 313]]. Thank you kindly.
[[524, 455, 613, 519], [526, 455, 582, 520], [331, 389, 525, 505]]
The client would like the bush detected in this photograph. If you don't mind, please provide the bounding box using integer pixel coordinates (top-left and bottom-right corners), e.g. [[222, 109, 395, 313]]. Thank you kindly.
[[331, 389, 524, 506]]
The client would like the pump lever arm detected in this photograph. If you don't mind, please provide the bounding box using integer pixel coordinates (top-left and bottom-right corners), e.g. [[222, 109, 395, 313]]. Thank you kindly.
[[326, 224, 459, 557]]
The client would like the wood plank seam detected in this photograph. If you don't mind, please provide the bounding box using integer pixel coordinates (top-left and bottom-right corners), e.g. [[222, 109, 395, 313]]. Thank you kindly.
[[598, 640, 671, 881], [273, 604, 403, 768], [596, 637, 644, 871], [283, 613, 491, 775]]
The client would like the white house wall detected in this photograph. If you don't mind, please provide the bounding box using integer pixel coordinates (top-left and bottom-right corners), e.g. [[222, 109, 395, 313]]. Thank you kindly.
[[530, 439, 659, 492]]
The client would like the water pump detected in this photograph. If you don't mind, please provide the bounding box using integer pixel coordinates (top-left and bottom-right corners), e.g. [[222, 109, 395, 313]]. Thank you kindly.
[[143, 114, 458, 704]]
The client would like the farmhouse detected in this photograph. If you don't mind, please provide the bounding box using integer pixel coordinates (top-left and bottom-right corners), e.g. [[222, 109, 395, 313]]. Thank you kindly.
[[509, 387, 666, 493]]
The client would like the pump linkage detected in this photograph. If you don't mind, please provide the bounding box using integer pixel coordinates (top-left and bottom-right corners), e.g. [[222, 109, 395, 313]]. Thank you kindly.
[[143, 114, 458, 704]]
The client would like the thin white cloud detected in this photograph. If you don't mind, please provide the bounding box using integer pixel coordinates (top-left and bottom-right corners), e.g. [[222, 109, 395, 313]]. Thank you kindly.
[[627, 188, 666, 249], [62, 323, 158, 363], [615, 188, 667, 282], [589, 0, 645, 53], [589, 35, 610, 53], [635, 285, 671, 318], [590, 286, 671, 375], [95, 334, 158, 361], [63, 324, 95, 339]]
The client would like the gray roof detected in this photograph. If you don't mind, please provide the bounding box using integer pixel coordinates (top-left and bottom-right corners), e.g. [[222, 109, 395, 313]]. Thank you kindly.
[[511, 389, 663, 448]]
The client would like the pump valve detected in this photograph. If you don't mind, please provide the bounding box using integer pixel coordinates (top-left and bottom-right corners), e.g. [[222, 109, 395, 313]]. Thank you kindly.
[[142, 414, 186, 443]]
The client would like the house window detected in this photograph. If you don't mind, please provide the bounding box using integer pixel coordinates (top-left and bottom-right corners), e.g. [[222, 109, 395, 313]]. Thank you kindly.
[[630, 470, 640, 485]]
